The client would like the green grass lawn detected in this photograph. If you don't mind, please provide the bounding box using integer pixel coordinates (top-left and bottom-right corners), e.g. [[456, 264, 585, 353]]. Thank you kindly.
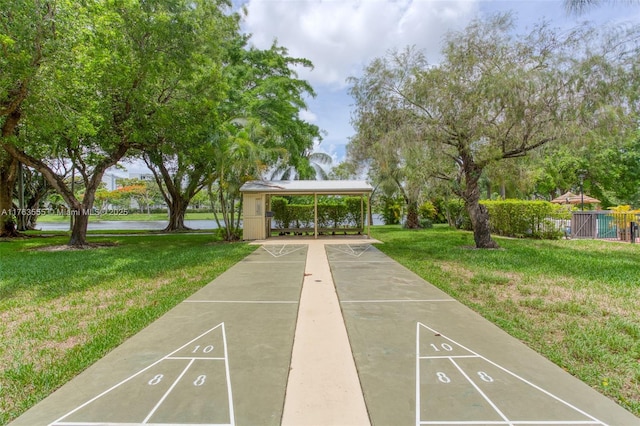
[[371, 225, 640, 416], [2, 226, 639, 423], [0, 234, 256, 424], [36, 211, 222, 222]]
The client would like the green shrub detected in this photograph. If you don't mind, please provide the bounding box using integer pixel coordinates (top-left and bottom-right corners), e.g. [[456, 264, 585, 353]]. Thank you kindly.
[[482, 199, 570, 239], [271, 196, 366, 229], [270, 197, 291, 228], [345, 197, 364, 228], [419, 218, 434, 228], [419, 201, 438, 221], [288, 204, 314, 228], [381, 196, 402, 225], [443, 198, 471, 230]]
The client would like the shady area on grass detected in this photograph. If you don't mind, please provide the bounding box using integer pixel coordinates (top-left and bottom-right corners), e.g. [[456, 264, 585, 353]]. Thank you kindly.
[[371, 224, 640, 416]]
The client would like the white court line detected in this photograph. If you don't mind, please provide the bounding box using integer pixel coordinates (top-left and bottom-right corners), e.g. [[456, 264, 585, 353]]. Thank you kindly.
[[261, 244, 306, 258], [50, 323, 231, 426], [419, 355, 479, 359], [184, 300, 298, 304], [329, 260, 397, 263], [221, 320, 235, 426], [416, 323, 421, 426], [54, 423, 231, 426], [327, 244, 372, 257], [168, 356, 226, 360], [416, 323, 608, 426], [143, 359, 196, 423], [342, 299, 455, 303], [419, 422, 603, 425], [239, 261, 306, 264], [449, 357, 511, 424]]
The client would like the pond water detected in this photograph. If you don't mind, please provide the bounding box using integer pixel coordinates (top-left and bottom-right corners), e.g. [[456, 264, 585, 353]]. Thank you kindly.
[[38, 216, 384, 231]]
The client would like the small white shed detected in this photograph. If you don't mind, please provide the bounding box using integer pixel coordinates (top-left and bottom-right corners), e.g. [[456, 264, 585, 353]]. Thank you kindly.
[[239, 180, 374, 240]]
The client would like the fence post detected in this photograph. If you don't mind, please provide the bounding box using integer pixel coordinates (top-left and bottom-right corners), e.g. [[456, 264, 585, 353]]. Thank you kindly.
[[631, 222, 636, 244]]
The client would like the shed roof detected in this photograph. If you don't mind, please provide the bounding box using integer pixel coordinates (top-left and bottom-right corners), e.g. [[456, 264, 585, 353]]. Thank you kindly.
[[240, 180, 373, 195]]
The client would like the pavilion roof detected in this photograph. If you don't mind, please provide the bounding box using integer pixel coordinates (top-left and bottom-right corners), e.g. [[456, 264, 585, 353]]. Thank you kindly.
[[240, 180, 373, 195]]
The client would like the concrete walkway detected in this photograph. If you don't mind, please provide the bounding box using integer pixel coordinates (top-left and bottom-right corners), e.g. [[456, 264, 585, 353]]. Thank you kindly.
[[10, 239, 640, 426], [281, 241, 369, 425]]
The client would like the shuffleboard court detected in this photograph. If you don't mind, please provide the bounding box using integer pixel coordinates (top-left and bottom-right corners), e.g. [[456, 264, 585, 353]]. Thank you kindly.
[[326, 243, 640, 426], [10, 245, 307, 426]]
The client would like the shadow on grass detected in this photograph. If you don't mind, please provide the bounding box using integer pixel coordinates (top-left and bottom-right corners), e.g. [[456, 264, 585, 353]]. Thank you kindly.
[[372, 225, 640, 289], [0, 234, 255, 300]]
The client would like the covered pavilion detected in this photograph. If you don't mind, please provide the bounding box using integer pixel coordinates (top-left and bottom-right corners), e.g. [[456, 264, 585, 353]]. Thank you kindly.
[[239, 180, 373, 240]]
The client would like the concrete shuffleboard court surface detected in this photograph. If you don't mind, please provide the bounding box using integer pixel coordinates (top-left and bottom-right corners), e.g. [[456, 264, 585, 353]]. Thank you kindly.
[[9, 240, 640, 426], [10, 244, 307, 426], [326, 243, 640, 426]]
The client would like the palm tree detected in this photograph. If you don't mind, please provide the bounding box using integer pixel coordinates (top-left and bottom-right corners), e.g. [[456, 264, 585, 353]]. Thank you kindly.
[[270, 150, 333, 180], [209, 118, 283, 240]]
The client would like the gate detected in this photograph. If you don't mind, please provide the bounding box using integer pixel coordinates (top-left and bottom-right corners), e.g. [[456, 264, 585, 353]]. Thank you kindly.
[[571, 211, 640, 242], [571, 212, 597, 238]]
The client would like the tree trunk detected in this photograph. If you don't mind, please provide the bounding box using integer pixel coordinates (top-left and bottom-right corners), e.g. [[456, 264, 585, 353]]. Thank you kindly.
[[21, 179, 50, 230], [68, 208, 90, 246], [405, 199, 420, 229], [463, 160, 500, 249], [0, 152, 19, 237], [466, 200, 499, 249], [165, 197, 191, 231], [0, 109, 21, 238], [2, 122, 129, 246]]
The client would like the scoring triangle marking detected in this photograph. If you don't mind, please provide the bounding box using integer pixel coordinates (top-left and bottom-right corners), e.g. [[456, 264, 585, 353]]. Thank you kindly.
[[416, 322, 607, 426], [50, 323, 234, 426]]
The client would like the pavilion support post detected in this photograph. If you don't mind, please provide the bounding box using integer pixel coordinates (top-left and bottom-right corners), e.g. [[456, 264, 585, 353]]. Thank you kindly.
[[314, 193, 318, 239], [360, 195, 364, 236], [366, 195, 371, 238]]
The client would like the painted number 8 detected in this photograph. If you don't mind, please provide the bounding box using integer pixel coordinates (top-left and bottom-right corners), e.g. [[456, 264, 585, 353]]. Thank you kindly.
[[148, 374, 164, 385], [478, 371, 494, 382], [194, 375, 207, 386], [436, 372, 451, 383]]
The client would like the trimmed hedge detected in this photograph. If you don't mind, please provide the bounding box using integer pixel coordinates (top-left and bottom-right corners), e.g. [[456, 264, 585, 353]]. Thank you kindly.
[[271, 196, 365, 229], [482, 199, 570, 239]]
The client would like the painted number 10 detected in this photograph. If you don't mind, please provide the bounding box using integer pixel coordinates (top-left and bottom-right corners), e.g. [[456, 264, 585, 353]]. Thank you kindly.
[[430, 343, 453, 352], [192, 345, 215, 354]]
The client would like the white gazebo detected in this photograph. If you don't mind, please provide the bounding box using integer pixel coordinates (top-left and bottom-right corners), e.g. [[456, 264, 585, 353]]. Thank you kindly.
[[239, 180, 374, 240]]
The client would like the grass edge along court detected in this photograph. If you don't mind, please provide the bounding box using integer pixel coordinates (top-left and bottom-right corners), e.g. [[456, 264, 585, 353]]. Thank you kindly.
[[0, 234, 256, 425], [0, 226, 639, 424], [371, 225, 640, 417]]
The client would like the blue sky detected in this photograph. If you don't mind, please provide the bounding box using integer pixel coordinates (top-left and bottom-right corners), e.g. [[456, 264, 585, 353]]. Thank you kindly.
[[238, 0, 640, 166]]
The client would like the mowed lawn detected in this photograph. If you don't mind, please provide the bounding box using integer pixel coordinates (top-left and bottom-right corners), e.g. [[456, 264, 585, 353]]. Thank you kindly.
[[371, 225, 640, 416], [0, 234, 256, 425], [1, 227, 639, 423]]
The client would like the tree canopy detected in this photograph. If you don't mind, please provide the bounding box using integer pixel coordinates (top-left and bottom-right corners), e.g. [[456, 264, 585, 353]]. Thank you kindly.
[[0, 0, 322, 243], [348, 13, 640, 248]]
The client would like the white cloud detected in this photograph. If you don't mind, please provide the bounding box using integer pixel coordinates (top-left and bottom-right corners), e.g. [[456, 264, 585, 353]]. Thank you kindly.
[[242, 0, 479, 87], [298, 108, 317, 122], [240, 0, 640, 165]]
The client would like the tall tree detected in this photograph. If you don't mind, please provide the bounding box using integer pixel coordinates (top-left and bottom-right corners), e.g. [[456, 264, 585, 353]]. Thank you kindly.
[[0, 0, 57, 237], [3, 0, 238, 245], [207, 119, 274, 240], [145, 41, 320, 231], [349, 14, 640, 248]]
